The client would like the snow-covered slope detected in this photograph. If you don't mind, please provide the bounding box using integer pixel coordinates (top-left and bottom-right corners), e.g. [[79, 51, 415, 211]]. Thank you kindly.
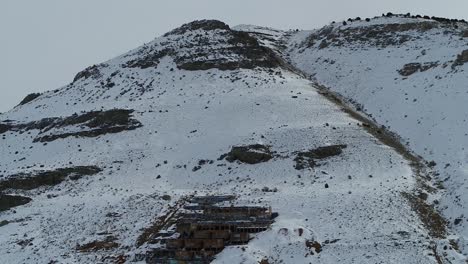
[[0, 19, 462, 263], [286, 14, 468, 258]]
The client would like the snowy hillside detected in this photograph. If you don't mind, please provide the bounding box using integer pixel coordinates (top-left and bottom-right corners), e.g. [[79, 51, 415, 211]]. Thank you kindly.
[[0, 19, 464, 263], [286, 13, 468, 259]]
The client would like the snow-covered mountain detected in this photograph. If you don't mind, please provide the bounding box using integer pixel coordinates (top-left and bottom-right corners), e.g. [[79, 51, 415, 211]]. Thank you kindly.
[[285, 13, 468, 260], [0, 17, 466, 263]]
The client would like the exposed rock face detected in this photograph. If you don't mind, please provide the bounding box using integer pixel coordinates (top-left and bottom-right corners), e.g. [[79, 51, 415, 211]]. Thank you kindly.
[[398, 62, 439, 76], [164, 20, 231, 36], [17, 93, 42, 106], [73, 65, 103, 83], [0, 194, 32, 211], [452, 49, 468, 68], [0, 109, 142, 143], [175, 30, 281, 71], [225, 144, 274, 164], [307, 22, 439, 49], [0, 166, 102, 191], [294, 145, 347, 170], [125, 49, 172, 69], [123, 20, 282, 71], [0, 123, 12, 134]]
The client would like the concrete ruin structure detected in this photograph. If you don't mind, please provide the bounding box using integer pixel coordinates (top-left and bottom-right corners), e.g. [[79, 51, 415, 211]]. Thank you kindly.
[[146, 195, 276, 264]]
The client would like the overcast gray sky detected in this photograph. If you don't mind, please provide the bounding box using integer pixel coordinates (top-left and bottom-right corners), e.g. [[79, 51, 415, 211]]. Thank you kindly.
[[1, 0, 467, 113]]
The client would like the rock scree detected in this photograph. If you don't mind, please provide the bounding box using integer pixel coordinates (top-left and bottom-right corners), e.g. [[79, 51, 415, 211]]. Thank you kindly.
[[164, 20, 231, 36]]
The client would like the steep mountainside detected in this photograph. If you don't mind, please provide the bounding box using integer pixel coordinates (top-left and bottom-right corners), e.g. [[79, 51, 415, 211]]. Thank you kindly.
[[0, 19, 465, 263], [285, 13, 468, 258]]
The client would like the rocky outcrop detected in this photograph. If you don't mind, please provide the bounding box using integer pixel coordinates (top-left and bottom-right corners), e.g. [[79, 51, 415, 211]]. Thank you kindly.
[[294, 145, 347, 170], [73, 64, 104, 83], [0, 166, 102, 191], [452, 49, 468, 68], [0, 123, 12, 134], [398, 62, 438, 76], [17, 93, 42, 106], [224, 144, 274, 164], [0, 194, 32, 211], [175, 30, 281, 71], [0, 109, 142, 143], [307, 22, 439, 49], [124, 20, 281, 71], [76, 236, 119, 252], [125, 49, 172, 69]]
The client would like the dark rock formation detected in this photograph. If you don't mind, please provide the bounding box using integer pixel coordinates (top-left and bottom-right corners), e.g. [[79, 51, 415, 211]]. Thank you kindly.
[[0, 109, 142, 143], [0, 123, 12, 134], [73, 64, 103, 83], [294, 145, 347, 170], [452, 49, 468, 68], [307, 22, 439, 49], [35, 109, 142, 142], [225, 144, 274, 164], [17, 93, 42, 106], [125, 49, 173, 69], [176, 31, 281, 71], [0, 166, 102, 191], [398, 62, 439, 76], [164, 20, 231, 36], [125, 19, 281, 72], [0, 194, 32, 211]]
